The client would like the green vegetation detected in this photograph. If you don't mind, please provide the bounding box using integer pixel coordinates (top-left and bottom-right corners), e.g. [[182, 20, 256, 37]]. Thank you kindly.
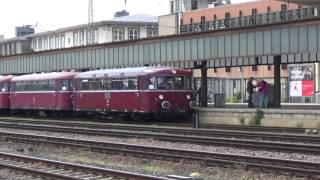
[[239, 117, 245, 126], [226, 92, 241, 103], [249, 109, 263, 126]]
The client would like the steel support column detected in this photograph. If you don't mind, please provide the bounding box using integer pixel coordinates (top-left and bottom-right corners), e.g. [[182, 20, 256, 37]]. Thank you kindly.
[[274, 55, 281, 108], [200, 61, 208, 107]]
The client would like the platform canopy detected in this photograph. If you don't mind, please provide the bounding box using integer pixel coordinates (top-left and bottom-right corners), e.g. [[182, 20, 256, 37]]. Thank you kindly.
[[278, 0, 320, 6]]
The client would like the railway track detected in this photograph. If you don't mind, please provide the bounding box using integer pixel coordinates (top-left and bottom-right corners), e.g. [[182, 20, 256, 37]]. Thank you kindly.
[[0, 116, 311, 134], [0, 121, 319, 154], [0, 118, 319, 143], [0, 151, 171, 180], [1, 131, 320, 179]]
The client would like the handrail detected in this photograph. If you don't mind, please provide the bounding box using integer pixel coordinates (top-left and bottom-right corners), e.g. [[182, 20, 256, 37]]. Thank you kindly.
[[180, 7, 320, 33]]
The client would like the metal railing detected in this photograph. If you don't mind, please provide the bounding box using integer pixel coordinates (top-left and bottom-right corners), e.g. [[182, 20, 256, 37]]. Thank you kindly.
[[180, 7, 320, 33]]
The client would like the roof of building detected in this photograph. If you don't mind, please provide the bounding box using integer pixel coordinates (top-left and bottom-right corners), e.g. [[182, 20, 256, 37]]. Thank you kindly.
[[75, 66, 191, 79], [12, 72, 78, 82], [109, 14, 158, 23]]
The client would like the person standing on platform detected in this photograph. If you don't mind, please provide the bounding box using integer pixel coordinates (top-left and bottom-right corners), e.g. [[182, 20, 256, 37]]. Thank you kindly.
[[259, 80, 269, 108], [247, 77, 254, 108]]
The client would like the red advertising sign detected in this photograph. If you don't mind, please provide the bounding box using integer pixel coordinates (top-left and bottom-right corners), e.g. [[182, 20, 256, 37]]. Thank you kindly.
[[289, 65, 314, 97], [302, 81, 314, 97]]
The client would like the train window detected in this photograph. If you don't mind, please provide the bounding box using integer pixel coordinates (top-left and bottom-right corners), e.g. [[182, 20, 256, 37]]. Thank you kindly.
[[158, 77, 174, 90], [157, 76, 192, 90], [0, 83, 8, 92], [61, 80, 69, 91], [147, 76, 157, 90], [79, 79, 104, 91], [111, 78, 127, 90], [127, 78, 137, 90]]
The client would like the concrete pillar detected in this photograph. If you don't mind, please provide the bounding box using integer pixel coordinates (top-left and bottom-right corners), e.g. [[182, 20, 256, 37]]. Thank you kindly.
[[200, 61, 208, 107], [274, 56, 281, 108]]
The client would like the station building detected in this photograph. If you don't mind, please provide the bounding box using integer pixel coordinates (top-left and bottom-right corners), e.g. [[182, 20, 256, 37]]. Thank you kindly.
[[159, 0, 319, 103], [0, 13, 158, 56]]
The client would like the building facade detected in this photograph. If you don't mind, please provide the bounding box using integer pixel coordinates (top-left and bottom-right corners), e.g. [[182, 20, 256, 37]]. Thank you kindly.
[[0, 14, 158, 56], [30, 14, 158, 52]]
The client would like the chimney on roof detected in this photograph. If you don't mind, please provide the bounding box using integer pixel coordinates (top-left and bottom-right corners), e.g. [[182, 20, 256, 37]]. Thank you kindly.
[[114, 10, 129, 18]]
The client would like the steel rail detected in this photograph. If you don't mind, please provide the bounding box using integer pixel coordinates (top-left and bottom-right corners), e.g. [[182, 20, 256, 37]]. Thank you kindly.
[[1, 132, 320, 179], [0, 152, 171, 180], [0, 117, 310, 134], [0, 122, 319, 154]]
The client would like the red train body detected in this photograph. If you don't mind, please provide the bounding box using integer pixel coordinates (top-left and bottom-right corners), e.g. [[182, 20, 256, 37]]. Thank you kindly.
[[0, 75, 14, 109], [74, 67, 193, 115], [10, 72, 77, 111], [1, 67, 193, 118]]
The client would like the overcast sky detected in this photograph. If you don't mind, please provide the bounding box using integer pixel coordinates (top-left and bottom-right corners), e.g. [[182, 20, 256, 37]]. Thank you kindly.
[[0, 0, 254, 38]]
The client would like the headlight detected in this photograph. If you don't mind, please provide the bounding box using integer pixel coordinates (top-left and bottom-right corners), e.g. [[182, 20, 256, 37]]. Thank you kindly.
[[186, 95, 191, 99], [159, 94, 164, 100]]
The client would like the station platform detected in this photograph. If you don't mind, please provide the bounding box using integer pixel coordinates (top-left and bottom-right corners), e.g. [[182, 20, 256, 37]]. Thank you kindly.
[[194, 103, 320, 129]]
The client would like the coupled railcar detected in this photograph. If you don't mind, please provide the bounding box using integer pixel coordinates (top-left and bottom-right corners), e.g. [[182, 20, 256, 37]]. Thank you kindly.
[[73, 67, 193, 116], [10, 72, 77, 112], [0, 75, 14, 109]]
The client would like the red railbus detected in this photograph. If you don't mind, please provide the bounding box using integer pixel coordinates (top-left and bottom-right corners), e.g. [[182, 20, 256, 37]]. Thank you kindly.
[[73, 67, 193, 117], [0, 75, 14, 109], [10, 72, 77, 113]]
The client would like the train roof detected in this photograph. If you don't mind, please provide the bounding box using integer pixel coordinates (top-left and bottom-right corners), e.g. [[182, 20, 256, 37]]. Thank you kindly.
[[0, 75, 15, 82], [75, 67, 192, 79], [12, 72, 78, 82]]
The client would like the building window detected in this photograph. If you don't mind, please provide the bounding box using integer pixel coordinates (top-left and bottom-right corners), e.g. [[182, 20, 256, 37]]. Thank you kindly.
[[239, 10, 243, 17], [147, 29, 158, 37], [73, 32, 78, 46], [225, 12, 230, 18], [191, 0, 198, 10], [79, 30, 85, 45], [213, 14, 217, 21], [226, 67, 231, 72], [113, 28, 124, 41], [94, 29, 99, 43], [282, 64, 287, 70], [281, 4, 287, 11], [32, 39, 37, 50], [49, 36, 54, 49], [44, 37, 48, 50], [252, 8, 257, 15], [267, 6, 271, 13], [268, 64, 272, 70], [55, 36, 59, 49], [252, 65, 258, 71], [60, 35, 65, 48], [38, 38, 42, 51], [128, 28, 139, 40]]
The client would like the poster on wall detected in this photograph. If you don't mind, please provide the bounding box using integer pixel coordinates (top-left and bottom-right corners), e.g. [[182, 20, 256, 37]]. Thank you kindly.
[[289, 65, 314, 97]]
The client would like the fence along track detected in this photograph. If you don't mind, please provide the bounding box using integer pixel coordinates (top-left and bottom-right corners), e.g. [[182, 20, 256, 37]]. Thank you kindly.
[[0, 152, 172, 180], [2, 132, 320, 179]]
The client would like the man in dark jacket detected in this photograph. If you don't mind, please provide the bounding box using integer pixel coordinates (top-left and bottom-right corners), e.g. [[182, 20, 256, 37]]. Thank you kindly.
[[247, 77, 254, 108]]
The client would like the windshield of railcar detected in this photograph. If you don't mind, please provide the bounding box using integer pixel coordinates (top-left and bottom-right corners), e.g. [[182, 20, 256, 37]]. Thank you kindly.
[[145, 76, 192, 90], [0, 83, 9, 92]]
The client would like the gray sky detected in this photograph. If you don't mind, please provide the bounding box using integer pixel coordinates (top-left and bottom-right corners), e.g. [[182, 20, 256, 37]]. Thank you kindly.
[[0, 0, 253, 38]]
